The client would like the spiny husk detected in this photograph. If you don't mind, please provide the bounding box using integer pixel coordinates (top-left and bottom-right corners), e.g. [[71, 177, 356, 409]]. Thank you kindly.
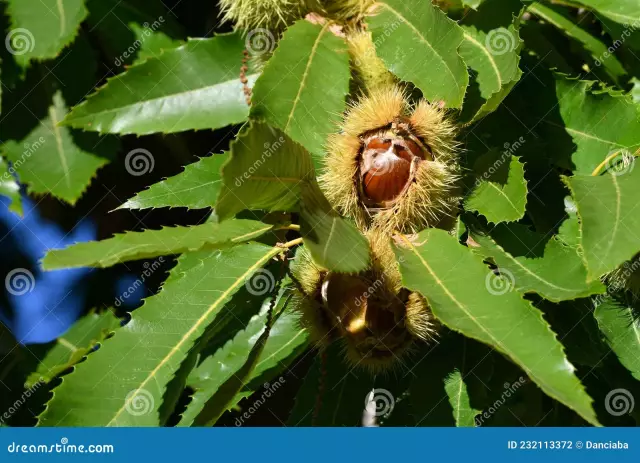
[[219, 0, 320, 30], [291, 231, 436, 372], [320, 86, 461, 234], [347, 29, 395, 93]]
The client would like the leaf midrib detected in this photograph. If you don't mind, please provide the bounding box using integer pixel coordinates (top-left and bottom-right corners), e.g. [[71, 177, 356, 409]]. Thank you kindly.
[[107, 245, 281, 426], [378, 2, 461, 92], [49, 101, 71, 189], [284, 22, 330, 132], [463, 32, 502, 91], [66, 73, 259, 124]]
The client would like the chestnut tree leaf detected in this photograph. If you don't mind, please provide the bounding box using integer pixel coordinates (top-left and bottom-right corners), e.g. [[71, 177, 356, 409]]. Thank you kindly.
[[38, 243, 285, 426], [216, 123, 315, 220], [299, 183, 370, 273], [27, 310, 121, 386], [556, 78, 640, 175], [118, 154, 229, 211], [394, 229, 599, 426], [251, 20, 350, 165], [470, 232, 606, 302], [179, 301, 309, 426], [5, 0, 87, 67], [576, 0, 640, 24], [460, 23, 523, 122], [1, 92, 114, 205], [62, 33, 256, 135], [594, 297, 640, 382], [528, 3, 626, 84], [444, 369, 480, 427], [42, 219, 273, 269], [565, 171, 640, 280], [368, 0, 469, 108], [465, 153, 527, 223]]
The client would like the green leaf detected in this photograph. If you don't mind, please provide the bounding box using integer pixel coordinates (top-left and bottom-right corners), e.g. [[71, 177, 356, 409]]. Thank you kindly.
[[368, 0, 469, 108], [465, 153, 527, 223], [119, 154, 228, 211], [0, 158, 22, 215], [463, 0, 486, 8], [565, 171, 640, 279], [444, 369, 480, 427], [556, 79, 640, 175], [181, 300, 309, 426], [63, 33, 256, 135], [85, 0, 183, 69], [632, 78, 640, 104], [528, 3, 627, 84], [38, 243, 284, 426], [42, 219, 273, 269], [288, 345, 373, 426], [27, 310, 120, 386], [394, 229, 599, 426], [460, 24, 523, 121], [216, 123, 315, 220], [577, 0, 640, 24], [1, 92, 112, 205], [251, 20, 349, 164], [299, 183, 370, 273], [5, 0, 87, 67], [594, 297, 640, 381], [471, 232, 606, 302]]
